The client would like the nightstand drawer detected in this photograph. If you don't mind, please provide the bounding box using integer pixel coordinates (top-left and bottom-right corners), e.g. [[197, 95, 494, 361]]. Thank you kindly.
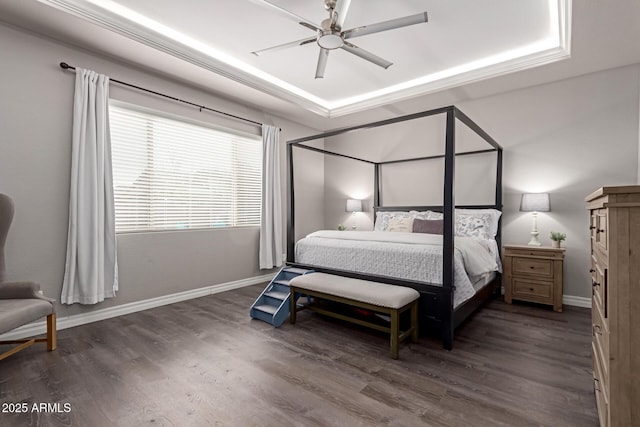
[[511, 278, 552, 300], [504, 248, 564, 260], [512, 257, 554, 279]]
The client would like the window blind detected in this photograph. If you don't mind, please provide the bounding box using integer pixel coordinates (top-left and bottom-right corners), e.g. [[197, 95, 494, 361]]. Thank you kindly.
[[109, 104, 262, 233]]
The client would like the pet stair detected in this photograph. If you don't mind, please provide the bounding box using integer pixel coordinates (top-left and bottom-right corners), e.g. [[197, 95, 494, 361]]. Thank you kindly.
[[250, 267, 313, 327]]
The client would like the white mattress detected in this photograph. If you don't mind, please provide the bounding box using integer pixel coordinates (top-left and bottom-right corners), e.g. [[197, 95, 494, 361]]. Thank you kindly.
[[295, 230, 501, 308]]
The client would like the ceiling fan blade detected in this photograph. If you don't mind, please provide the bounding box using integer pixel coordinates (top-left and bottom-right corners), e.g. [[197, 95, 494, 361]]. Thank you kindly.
[[315, 49, 330, 79], [333, 0, 352, 30], [252, 37, 316, 56], [341, 42, 393, 69], [299, 21, 322, 32], [343, 12, 428, 39], [250, 0, 319, 31]]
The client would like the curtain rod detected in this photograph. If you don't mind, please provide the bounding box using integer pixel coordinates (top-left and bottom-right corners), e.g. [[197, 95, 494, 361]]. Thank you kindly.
[[59, 62, 278, 130]]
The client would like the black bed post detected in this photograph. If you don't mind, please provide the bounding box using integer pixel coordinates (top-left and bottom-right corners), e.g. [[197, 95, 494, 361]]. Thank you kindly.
[[495, 148, 503, 249], [442, 108, 456, 350], [374, 163, 381, 207], [286, 142, 295, 262]]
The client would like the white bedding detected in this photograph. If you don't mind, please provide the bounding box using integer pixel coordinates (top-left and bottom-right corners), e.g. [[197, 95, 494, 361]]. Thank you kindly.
[[295, 230, 501, 308]]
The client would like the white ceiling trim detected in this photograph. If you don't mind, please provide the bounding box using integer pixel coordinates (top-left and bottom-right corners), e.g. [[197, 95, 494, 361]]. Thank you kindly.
[[38, 0, 572, 118]]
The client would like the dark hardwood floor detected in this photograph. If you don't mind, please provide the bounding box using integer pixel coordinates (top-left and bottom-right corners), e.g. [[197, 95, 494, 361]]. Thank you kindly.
[[0, 284, 598, 427]]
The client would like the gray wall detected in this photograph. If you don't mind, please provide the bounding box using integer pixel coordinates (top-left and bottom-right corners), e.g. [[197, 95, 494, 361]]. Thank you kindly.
[[2, 21, 639, 311], [320, 64, 640, 300], [321, 113, 498, 230], [0, 23, 321, 318]]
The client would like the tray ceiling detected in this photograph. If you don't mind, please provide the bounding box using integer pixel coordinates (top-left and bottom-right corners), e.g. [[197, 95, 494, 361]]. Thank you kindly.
[[34, 0, 571, 118]]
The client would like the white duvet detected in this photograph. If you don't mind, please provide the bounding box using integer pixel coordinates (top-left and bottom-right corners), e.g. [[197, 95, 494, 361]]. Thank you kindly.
[[295, 230, 501, 307]]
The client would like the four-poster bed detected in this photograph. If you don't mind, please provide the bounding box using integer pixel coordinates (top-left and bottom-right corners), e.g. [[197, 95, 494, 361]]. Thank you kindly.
[[285, 106, 503, 350]]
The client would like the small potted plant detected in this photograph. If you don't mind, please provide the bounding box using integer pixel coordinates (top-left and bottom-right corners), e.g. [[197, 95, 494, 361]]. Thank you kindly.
[[549, 231, 566, 248], [337, 224, 346, 231]]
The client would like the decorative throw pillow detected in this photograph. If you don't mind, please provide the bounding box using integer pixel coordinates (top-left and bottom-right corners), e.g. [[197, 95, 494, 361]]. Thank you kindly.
[[412, 218, 444, 234], [387, 217, 414, 232]]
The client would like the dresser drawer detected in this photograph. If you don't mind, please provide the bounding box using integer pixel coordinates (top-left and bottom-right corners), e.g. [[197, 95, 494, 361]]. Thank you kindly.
[[512, 257, 554, 279], [594, 208, 608, 254], [511, 278, 552, 301], [591, 258, 608, 320], [592, 296, 609, 384], [593, 343, 610, 427]]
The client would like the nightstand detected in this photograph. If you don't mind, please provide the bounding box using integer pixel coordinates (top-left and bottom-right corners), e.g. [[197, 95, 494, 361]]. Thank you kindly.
[[503, 245, 565, 312]]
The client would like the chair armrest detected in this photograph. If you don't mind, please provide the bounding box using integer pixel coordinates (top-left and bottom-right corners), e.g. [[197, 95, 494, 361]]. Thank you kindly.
[[0, 281, 55, 303]]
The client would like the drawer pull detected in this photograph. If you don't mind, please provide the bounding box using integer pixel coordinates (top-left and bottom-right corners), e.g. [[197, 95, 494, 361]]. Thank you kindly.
[[594, 378, 601, 392], [593, 281, 600, 288], [593, 324, 602, 335], [589, 269, 595, 273], [529, 288, 535, 292], [589, 225, 596, 230]]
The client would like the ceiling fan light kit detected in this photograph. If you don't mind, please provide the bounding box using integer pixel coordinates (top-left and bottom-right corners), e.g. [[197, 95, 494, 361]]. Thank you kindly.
[[317, 31, 344, 50], [253, 0, 428, 78]]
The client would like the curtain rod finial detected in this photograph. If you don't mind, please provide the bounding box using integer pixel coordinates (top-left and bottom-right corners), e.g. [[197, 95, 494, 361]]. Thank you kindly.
[[60, 62, 70, 69]]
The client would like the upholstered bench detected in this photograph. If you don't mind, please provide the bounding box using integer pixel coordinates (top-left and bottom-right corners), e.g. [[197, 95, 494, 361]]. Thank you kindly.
[[289, 272, 419, 359]]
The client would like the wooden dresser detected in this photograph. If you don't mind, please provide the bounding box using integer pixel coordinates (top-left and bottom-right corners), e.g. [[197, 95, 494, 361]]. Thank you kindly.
[[503, 245, 565, 312], [586, 186, 640, 427]]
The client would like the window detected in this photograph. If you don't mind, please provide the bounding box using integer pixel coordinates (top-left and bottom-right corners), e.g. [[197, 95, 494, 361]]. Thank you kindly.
[[109, 104, 262, 233]]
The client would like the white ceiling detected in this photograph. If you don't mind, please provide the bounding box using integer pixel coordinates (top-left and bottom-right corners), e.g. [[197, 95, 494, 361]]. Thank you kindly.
[[1, 0, 639, 129]]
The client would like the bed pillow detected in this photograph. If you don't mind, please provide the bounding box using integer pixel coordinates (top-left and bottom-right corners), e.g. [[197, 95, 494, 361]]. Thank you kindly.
[[456, 208, 502, 238], [374, 211, 413, 231], [412, 219, 443, 235], [424, 211, 444, 220], [375, 210, 442, 231], [387, 217, 414, 232], [455, 213, 492, 240]]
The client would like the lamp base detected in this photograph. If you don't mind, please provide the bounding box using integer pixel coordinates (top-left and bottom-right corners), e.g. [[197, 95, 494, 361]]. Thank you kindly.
[[527, 212, 541, 246], [527, 232, 542, 246]]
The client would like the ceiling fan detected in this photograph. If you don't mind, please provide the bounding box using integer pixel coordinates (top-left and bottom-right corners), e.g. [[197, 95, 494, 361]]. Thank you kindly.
[[251, 0, 428, 79]]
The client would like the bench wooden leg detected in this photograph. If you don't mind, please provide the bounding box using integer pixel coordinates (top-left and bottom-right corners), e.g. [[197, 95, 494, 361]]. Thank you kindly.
[[46, 313, 57, 351], [410, 301, 419, 343], [390, 309, 399, 360], [289, 290, 297, 324]]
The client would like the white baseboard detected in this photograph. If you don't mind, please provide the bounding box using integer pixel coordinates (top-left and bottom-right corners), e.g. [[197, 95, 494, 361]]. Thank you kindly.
[[563, 295, 591, 308], [0, 273, 275, 341]]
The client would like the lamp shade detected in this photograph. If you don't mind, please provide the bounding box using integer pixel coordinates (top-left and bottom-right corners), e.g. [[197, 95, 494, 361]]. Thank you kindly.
[[520, 193, 550, 212], [346, 199, 363, 213]]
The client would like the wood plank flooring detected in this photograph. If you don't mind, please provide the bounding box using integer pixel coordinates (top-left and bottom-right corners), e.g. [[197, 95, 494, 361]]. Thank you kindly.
[[0, 284, 598, 426]]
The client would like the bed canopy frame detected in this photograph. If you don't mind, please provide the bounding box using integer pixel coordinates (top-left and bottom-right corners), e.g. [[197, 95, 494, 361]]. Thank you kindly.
[[286, 105, 503, 350]]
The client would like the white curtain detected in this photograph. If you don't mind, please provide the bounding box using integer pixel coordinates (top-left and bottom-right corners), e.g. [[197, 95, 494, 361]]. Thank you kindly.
[[61, 68, 118, 305], [259, 124, 283, 269]]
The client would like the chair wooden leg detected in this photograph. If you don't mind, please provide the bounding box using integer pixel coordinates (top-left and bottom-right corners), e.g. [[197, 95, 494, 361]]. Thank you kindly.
[[46, 313, 57, 351], [0, 339, 36, 361]]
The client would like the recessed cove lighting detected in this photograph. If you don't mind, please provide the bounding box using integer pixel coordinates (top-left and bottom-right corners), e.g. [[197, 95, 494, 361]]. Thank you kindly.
[[39, 0, 572, 117]]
